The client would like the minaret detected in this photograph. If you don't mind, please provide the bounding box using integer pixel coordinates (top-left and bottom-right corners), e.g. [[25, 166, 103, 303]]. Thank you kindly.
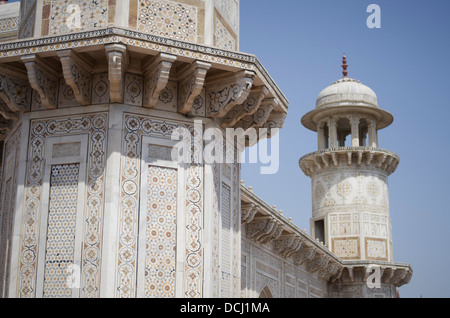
[[299, 55, 399, 262]]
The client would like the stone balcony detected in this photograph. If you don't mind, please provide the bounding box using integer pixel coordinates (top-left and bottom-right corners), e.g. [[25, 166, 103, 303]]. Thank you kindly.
[[299, 147, 400, 177]]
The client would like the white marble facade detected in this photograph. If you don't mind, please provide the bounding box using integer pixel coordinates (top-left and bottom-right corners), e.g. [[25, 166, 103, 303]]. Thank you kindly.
[[0, 1, 411, 299]]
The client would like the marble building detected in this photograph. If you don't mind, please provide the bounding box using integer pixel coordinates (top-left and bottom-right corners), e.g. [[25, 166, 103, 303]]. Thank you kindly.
[[0, 0, 412, 298]]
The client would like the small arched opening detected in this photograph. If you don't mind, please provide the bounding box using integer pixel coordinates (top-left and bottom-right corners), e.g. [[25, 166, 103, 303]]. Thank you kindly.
[[259, 286, 274, 299], [336, 117, 351, 147]]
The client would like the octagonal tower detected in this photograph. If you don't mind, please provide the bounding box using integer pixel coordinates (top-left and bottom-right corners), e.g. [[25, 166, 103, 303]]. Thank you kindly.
[[300, 56, 399, 263], [0, 0, 287, 298]]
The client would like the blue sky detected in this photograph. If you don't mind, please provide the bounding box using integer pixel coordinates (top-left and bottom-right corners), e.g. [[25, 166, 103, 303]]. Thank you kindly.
[[240, 0, 450, 298]]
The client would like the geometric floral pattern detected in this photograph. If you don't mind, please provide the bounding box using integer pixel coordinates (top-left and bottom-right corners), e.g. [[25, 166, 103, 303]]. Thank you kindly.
[[332, 238, 360, 260], [46, 0, 109, 36], [43, 164, 80, 298], [0, 29, 258, 74], [124, 73, 144, 106], [336, 181, 352, 198], [91, 73, 110, 105], [0, 17, 19, 33], [366, 182, 379, 198], [215, 18, 236, 51], [137, 0, 198, 42], [145, 166, 177, 298], [366, 239, 387, 260]]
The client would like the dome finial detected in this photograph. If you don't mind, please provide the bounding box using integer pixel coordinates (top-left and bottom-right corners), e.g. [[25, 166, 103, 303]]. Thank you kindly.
[[342, 54, 349, 78]]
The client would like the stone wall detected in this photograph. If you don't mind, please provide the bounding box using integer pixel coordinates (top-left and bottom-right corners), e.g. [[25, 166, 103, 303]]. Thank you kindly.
[[241, 238, 328, 298]]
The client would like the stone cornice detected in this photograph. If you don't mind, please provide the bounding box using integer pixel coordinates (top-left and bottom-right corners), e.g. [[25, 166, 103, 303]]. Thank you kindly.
[[0, 26, 288, 113], [340, 261, 413, 288], [241, 183, 344, 282], [0, 27, 289, 141], [240, 183, 412, 287]]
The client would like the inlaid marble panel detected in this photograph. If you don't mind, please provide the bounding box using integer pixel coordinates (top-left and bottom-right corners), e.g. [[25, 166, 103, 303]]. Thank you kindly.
[[365, 238, 387, 260], [332, 238, 360, 260], [137, 0, 198, 42], [220, 182, 231, 297], [44, 0, 110, 36], [144, 165, 177, 298], [43, 163, 80, 298], [214, 18, 236, 51]]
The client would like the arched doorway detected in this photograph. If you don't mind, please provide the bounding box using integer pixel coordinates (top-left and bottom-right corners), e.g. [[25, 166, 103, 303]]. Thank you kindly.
[[259, 286, 274, 298]]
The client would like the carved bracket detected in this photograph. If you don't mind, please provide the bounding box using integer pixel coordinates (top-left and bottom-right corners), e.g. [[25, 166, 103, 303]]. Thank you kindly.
[[57, 50, 93, 106], [220, 86, 269, 128], [247, 218, 283, 244], [306, 255, 330, 274], [0, 100, 18, 121], [318, 261, 342, 281], [0, 66, 32, 114], [143, 53, 177, 108], [105, 44, 128, 103], [294, 246, 316, 266], [206, 70, 255, 119], [246, 111, 287, 148], [241, 202, 259, 224], [274, 235, 304, 258], [22, 54, 58, 109], [234, 98, 278, 131], [262, 111, 287, 133], [177, 60, 211, 114], [0, 116, 12, 140]]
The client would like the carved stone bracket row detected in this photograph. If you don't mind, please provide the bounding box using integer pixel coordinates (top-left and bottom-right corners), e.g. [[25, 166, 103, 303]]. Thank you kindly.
[[300, 148, 400, 177], [340, 264, 413, 288], [246, 217, 284, 245], [242, 194, 343, 282], [0, 47, 287, 142], [241, 184, 411, 286]]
